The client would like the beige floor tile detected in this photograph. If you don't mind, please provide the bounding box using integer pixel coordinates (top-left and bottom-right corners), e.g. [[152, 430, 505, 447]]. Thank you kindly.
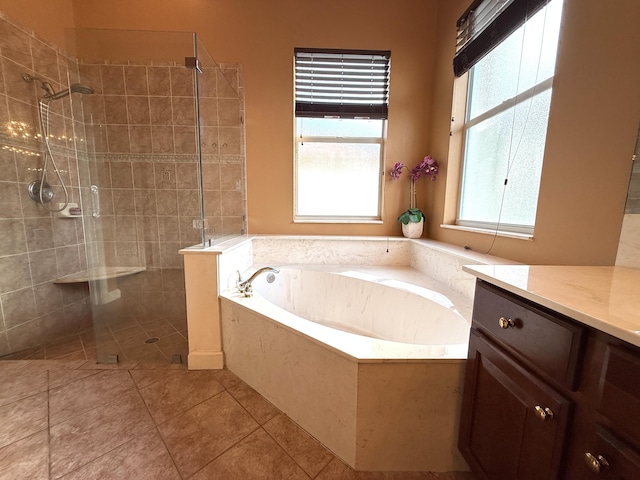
[[315, 458, 439, 480], [48, 368, 101, 390], [49, 370, 137, 425], [48, 350, 88, 361], [0, 359, 33, 370], [264, 413, 333, 477], [132, 362, 187, 371], [432, 473, 476, 480], [50, 390, 155, 478], [210, 367, 244, 389], [0, 368, 48, 408], [190, 428, 309, 480], [0, 392, 48, 449], [45, 337, 84, 359], [158, 390, 259, 478], [226, 380, 280, 425], [129, 368, 182, 390], [21, 359, 87, 370], [0, 430, 49, 480], [58, 429, 180, 480], [78, 360, 139, 370], [137, 370, 225, 424]]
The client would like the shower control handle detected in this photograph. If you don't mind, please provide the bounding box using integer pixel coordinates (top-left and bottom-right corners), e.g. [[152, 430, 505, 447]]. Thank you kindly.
[[90, 185, 101, 218]]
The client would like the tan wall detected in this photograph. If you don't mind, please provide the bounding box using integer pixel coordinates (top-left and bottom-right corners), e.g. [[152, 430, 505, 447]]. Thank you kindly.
[[6, 0, 639, 265], [429, 0, 640, 265], [67, 0, 439, 238], [0, 0, 75, 46]]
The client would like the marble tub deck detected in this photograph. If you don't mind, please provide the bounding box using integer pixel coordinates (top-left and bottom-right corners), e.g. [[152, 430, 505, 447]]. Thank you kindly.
[[0, 359, 476, 480]]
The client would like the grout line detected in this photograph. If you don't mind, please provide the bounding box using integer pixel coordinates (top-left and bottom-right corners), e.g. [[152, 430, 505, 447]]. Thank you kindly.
[[260, 422, 318, 479], [46, 369, 52, 480]]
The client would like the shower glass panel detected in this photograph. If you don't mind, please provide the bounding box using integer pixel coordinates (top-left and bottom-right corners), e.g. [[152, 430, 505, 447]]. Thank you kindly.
[[65, 28, 245, 364], [193, 36, 247, 244]]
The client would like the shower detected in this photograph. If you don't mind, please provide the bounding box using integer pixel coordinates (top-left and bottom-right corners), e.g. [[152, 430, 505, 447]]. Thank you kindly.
[[23, 73, 94, 212]]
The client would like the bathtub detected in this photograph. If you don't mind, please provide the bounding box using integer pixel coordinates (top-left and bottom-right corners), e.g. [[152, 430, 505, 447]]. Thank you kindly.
[[220, 263, 472, 472]]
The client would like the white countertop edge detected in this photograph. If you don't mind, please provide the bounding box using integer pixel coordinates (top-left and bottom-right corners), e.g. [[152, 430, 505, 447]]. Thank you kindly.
[[463, 265, 640, 349]]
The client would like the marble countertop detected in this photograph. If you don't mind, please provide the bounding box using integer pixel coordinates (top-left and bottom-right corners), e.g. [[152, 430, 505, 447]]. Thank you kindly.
[[463, 265, 640, 348]]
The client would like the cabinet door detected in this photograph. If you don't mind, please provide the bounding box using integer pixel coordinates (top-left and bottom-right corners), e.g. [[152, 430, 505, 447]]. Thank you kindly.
[[459, 330, 572, 480]]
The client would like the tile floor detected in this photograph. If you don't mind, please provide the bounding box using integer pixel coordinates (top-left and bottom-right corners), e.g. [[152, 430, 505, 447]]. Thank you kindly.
[[0, 358, 476, 480]]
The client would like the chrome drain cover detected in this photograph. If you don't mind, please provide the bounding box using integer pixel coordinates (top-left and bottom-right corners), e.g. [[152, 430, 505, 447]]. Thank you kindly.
[[144, 337, 160, 344]]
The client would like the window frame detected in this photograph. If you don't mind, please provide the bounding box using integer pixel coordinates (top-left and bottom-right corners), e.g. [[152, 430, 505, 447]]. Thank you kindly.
[[293, 121, 386, 223], [293, 48, 390, 223], [452, 0, 561, 237]]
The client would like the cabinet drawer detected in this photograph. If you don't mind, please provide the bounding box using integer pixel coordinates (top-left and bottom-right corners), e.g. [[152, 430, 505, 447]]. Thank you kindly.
[[582, 426, 640, 479], [472, 280, 585, 389], [598, 344, 640, 444]]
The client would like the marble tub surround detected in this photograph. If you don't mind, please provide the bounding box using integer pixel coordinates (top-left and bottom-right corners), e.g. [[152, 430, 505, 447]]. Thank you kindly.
[[218, 252, 485, 471], [463, 264, 640, 348], [222, 292, 469, 471], [0, 359, 475, 480], [250, 235, 515, 301], [180, 235, 512, 369]]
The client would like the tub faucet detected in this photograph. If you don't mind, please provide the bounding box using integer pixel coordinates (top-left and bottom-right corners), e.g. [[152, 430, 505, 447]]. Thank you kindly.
[[236, 267, 280, 297]]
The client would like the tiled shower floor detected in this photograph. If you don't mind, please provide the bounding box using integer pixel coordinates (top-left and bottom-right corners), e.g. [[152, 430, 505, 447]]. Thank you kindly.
[[0, 359, 477, 479], [1, 314, 189, 364]]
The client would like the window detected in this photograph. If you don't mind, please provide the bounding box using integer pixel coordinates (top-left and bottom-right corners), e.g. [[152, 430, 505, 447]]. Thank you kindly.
[[455, 0, 563, 235], [294, 49, 390, 222]]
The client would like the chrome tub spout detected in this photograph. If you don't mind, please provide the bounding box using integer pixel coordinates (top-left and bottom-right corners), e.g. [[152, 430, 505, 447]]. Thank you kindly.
[[236, 267, 280, 297]]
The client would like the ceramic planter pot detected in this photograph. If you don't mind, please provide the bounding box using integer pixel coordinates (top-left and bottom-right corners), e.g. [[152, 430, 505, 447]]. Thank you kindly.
[[401, 218, 424, 238]]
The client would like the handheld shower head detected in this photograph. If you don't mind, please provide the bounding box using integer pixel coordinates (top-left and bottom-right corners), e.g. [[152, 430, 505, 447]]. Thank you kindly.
[[23, 72, 94, 101]]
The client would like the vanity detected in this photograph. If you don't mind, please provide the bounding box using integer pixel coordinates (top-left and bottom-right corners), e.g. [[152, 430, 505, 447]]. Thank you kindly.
[[460, 265, 640, 479]]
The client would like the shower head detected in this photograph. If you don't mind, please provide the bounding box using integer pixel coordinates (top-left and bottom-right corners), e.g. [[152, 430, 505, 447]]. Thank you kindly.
[[47, 83, 94, 101], [22, 73, 55, 96]]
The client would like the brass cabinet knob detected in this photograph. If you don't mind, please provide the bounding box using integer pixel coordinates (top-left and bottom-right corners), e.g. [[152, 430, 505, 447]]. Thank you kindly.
[[498, 317, 516, 329], [584, 452, 610, 473], [534, 405, 554, 421]]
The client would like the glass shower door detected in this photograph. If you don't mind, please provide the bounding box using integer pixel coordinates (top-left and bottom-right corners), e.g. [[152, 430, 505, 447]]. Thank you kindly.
[[68, 29, 204, 364]]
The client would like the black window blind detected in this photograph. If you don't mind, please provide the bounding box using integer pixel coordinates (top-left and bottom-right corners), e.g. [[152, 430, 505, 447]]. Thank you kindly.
[[294, 48, 391, 119], [454, 0, 550, 77]]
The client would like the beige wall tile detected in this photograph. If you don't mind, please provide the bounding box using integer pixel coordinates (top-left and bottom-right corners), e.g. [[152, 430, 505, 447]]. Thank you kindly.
[[124, 66, 148, 96], [169, 67, 194, 97], [100, 65, 125, 95], [149, 96, 172, 125], [147, 66, 171, 96], [126, 96, 150, 124], [129, 125, 152, 153]]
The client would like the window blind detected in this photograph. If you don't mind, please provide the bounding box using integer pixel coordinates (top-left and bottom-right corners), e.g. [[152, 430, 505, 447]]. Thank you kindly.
[[453, 0, 550, 77], [294, 48, 391, 119]]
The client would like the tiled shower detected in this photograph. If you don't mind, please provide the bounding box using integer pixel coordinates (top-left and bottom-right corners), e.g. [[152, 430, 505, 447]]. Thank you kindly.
[[0, 12, 246, 362]]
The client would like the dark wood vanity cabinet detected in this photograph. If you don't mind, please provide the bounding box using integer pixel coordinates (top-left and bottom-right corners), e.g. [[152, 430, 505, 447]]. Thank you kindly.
[[459, 279, 640, 480]]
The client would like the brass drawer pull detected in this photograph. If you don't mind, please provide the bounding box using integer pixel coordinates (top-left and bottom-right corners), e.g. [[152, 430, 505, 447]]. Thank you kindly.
[[498, 317, 516, 329], [534, 405, 554, 421], [584, 452, 609, 473]]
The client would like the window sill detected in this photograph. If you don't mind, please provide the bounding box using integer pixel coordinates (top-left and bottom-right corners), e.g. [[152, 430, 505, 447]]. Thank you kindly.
[[294, 216, 383, 224], [440, 223, 534, 240]]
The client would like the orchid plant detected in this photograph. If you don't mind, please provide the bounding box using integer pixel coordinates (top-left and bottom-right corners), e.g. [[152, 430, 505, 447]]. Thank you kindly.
[[390, 156, 439, 224]]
